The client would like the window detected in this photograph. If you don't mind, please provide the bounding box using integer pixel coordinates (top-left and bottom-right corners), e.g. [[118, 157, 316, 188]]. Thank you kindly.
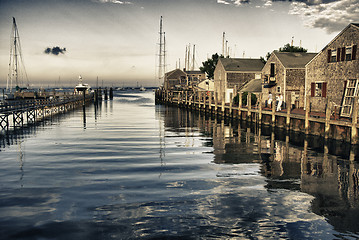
[[331, 50, 337, 62], [328, 45, 357, 63], [270, 63, 275, 77], [311, 82, 327, 97], [346, 47, 352, 61]]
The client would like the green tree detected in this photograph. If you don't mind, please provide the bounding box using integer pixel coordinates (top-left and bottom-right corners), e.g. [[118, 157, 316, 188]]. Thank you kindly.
[[233, 92, 257, 106], [200, 53, 224, 79], [279, 43, 307, 53]]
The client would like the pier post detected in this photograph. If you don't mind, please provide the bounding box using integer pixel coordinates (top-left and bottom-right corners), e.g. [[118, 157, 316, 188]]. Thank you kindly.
[[325, 98, 331, 139], [258, 93, 262, 124], [286, 94, 291, 130], [272, 93, 276, 126], [109, 87, 113, 100], [221, 96, 225, 117], [351, 96, 358, 144], [305, 95, 310, 135], [248, 92, 252, 121], [238, 92, 242, 119], [214, 92, 218, 113], [229, 93, 233, 117]]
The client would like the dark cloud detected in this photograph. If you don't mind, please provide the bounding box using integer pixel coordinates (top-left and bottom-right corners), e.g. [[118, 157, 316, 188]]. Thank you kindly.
[[290, 0, 359, 33], [44, 46, 67, 55]]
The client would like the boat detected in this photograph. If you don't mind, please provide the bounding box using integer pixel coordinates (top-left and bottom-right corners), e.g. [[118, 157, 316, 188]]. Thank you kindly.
[[140, 86, 146, 91], [75, 76, 93, 94]]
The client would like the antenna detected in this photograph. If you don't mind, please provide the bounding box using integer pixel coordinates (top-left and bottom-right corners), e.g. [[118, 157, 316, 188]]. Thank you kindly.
[[222, 32, 225, 56]]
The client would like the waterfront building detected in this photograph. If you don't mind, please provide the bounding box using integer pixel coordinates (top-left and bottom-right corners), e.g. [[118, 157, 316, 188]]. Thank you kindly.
[[195, 79, 214, 92], [164, 69, 187, 90], [184, 70, 206, 90], [262, 51, 316, 109], [214, 58, 264, 103], [305, 23, 359, 116]]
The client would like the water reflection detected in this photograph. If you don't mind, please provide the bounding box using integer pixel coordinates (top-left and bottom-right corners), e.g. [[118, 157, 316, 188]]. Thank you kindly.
[[159, 105, 359, 236]]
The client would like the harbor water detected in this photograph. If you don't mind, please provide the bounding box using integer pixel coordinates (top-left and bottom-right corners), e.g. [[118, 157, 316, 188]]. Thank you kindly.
[[1, 91, 359, 239]]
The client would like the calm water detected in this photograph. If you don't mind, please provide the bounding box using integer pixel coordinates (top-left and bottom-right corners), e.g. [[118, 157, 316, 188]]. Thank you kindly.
[[1, 91, 359, 239]]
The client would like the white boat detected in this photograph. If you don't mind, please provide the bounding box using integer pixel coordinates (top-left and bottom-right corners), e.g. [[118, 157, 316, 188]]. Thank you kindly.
[[140, 86, 146, 91], [75, 76, 93, 93]]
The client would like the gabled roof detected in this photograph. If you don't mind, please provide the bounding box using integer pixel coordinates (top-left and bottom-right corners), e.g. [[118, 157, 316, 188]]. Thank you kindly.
[[219, 58, 264, 72], [185, 70, 203, 75], [165, 69, 186, 80], [273, 51, 317, 68], [239, 79, 262, 93], [306, 23, 359, 67]]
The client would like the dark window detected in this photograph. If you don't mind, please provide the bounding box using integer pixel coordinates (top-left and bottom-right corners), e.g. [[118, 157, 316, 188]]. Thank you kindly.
[[346, 47, 352, 61], [270, 63, 275, 77]]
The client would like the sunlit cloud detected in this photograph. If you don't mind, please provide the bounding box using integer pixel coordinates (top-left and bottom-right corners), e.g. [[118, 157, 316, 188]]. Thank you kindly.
[[289, 0, 359, 33], [217, 0, 250, 6]]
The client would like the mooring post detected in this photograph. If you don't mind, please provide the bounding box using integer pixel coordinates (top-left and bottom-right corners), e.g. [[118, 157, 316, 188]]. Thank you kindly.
[[351, 96, 358, 144], [272, 93, 276, 126], [305, 95, 310, 135], [286, 94, 291, 130], [325, 98, 331, 139]]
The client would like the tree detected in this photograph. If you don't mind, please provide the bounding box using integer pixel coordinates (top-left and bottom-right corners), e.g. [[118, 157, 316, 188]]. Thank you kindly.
[[279, 43, 307, 53], [260, 52, 271, 64], [200, 53, 224, 79]]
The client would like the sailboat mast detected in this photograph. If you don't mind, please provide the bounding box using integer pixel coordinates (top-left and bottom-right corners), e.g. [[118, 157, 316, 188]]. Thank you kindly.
[[7, 17, 28, 92], [158, 16, 164, 84], [192, 44, 195, 71]]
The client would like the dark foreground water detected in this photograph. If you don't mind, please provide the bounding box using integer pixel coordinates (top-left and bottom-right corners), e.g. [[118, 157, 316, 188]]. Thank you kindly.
[[1, 91, 359, 239]]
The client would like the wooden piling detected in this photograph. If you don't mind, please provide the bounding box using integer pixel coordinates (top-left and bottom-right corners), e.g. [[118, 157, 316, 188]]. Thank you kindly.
[[272, 93, 276, 126], [351, 96, 358, 144], [305, 95, 310, 135], [286, 94, 291, 130], [248, 93, 252, 121], [325, 98, 331, 138], [258, 93, 262, 124]]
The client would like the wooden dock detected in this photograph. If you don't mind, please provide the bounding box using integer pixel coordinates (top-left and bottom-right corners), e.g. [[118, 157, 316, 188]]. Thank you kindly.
[[155, 89, 359, 144], [0, 92, 96, 133]]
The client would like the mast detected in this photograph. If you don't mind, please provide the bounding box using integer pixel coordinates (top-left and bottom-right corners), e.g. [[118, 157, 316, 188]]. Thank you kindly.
[[7, 17, 28, 92], [157, 16, 165, 86], [192, 44, 195, 71]]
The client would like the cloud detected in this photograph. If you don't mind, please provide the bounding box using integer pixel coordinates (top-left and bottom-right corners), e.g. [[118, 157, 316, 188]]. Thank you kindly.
[[93, 0, 132, 4], [288, 0, 359, 33], [44, 46, 67, 55]]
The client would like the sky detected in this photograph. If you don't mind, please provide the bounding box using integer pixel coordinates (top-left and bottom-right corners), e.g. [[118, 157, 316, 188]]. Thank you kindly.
[[0, 0, 358, 87]]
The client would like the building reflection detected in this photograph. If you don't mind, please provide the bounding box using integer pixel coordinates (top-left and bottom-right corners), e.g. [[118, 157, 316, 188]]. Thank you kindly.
[[158, 105, 359, 234]]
